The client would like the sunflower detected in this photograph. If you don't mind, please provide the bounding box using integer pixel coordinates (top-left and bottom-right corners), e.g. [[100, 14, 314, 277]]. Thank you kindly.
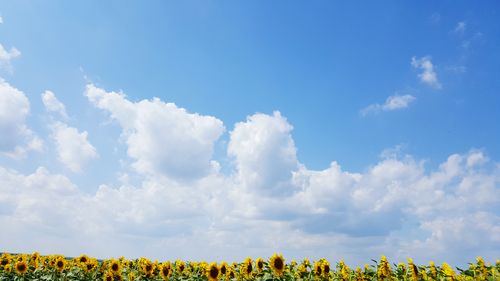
[[77, 255, 89, 264], [255, 258, 264, 273], [205, 262, 220, 281], [269, 254, 285, 277], [103, 270, 114, 281], [240, 257, 253, 279], [160, 262, 172, 281], [84, 259, 98, 272], [15, 260, 28, 275], [219, 262, 228, 276], [0, 253, 11, 267], [55, 257, 66, 272], [175, 260, 186, 275], [313, 260, 322, 276], [4, 264, 12, 273], [321, 259, 330, 277], [109, 259, 121, 275], [30, 252, 40, 267]]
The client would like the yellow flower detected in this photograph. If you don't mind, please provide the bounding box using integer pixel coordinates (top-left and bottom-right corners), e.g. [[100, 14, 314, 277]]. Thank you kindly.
[[429, 261, 437, 277], [377, 255, 391, 279], [109, 259, 121, 275], [240, 257, 253, 279], [55, 256, 66, 272], [321, 259, 331, 277], [77, 254, 90, 264], [4, 264, 12, 273], [160, 262, 172, 280], [220, 262, 229, 276], [175, 260, 186, 275], [269, 254, 285, 277], [206, 262, 220, 281], [441, 262, 455, 281], [355, 266, 364, 281], [255, 258, 264, 273], [0, 253, 11, 268], [408, 258, 418, 281], [15, 260, 28, 275], [313, 260, 322, 277], [103, 270, 114, 281]]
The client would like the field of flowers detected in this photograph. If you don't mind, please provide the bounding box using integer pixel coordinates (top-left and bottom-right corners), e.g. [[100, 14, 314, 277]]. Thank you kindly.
[[0, 252, 498, 281]]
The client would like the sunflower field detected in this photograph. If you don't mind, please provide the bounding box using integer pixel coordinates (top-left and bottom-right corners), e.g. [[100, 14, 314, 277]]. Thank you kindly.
[[0, 252, 498, 281]]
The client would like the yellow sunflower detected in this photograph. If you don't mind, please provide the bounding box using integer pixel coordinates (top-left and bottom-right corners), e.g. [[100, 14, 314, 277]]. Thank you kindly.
[[103, 270, 114, 281], [55, 257, 66, 272], [219, 262, 228, 276], [240, 257, 253, 279], [77, 254, 89, 264], [269, 254, 285, 277], [4, 264, 12, 273], [206, 262, 220, 281], [255, 258, 264, 273], [0, 253, 11, 268], [15, 260, 28, 275], [109, 259, 121, 275], [175, 260, 186, 275], [160, 262, 172, 281], [85, 259, 98, 272], [313, 260, 322, 276], [321, 259, 331, 277]]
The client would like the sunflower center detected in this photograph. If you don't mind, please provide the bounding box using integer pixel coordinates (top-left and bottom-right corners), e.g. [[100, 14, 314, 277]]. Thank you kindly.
[[324, 265, 330, 273], [221, 266, 226, 274], [179, 264, 184, 272], [146, 264, 153, 272], [274, 259, 284, 270], [1, 259, 8, 266], [57, 260, 64, 268], [112, 263, 119, 271], [247, 264, 252, 274], [210, 267, 219, 278], [162, 267, 169, 275], [17, 263, 26, 271]]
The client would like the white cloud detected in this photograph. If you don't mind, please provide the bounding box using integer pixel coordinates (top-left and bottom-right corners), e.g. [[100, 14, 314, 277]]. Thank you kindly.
[[0, 79, 42, 158], [0, 16, 3, 24], [85, 84, 225, 180], [454, 21, 466, 34], [50, 121, 98, 172], [41, 90, 68, 119], [411, 56, 442, 89], [0, 44, 20, 71], [361, 94, 416, 116], [228, 111, 299, 195]]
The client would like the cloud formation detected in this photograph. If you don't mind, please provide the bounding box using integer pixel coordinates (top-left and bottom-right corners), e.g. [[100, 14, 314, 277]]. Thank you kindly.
[[42, 90, 69, 119], [0, 79, 42, 157], [0, 82, 498, 266], [361, 94, 416, 116], [85, 84, 225, 180], [49, 122, 98, 172], [411, 56, 442, 89], [0, 44, 20, 71]]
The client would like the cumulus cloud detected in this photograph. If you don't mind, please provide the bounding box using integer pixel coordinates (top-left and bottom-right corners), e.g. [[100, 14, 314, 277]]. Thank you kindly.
[[85, 84, 224, 180], [361, 94, 416, 116], [42, 90, 68, 119], [411, 56, 442, 89], [0, 44, 20, 71], [50, 121, 98, 172], [228, 111, 299, 195], [0, 79, 42, 158]]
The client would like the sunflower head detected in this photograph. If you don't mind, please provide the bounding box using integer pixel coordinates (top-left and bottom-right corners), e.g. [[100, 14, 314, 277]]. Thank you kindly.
[[77, 255, 89, 264], [55, 257, 66, 272], [15, 260, 28, 275], [269, 254, 285, 277], [220, 262, 228, 275], [206, 262, 220, 281], [160, 262, 172, 280], [321, 259, 330, 276], [0, 253, 11, 267], [240, 257, 253, 279], [313, 260, 322, 276], [104, 270, 114, 281], [176, 260, 186, 275], [109, 259, 121, 275], [255, 258, 264, 273]]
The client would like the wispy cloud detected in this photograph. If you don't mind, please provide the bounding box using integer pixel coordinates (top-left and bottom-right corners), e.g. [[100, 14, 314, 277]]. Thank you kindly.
[[454, 21, 466, 34], [361, 94, 416, 116], [411, 56, 442, 89], [0, 44, 21, 72]]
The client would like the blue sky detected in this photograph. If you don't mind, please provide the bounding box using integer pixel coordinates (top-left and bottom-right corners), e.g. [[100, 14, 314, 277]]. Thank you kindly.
[[0, 1, 499, 266]]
